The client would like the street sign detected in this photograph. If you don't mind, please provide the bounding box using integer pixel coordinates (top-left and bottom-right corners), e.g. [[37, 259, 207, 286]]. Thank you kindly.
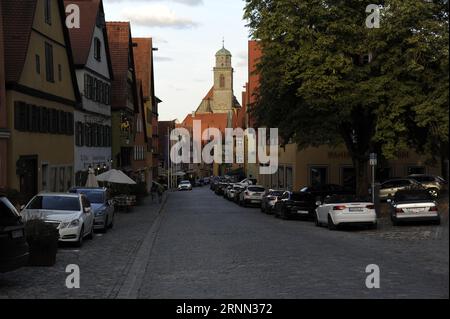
[[370, 153, 377, 166]]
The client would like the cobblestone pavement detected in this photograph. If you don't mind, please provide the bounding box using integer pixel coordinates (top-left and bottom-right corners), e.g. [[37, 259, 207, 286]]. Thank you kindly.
[[0, 195, 165, 299], [0, 188, 448, 299], [138, 187, 448, 299]]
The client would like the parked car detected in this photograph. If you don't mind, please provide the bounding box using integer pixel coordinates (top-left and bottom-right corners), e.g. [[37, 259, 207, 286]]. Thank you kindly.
[[388, 190, 441, 226], [215, 182, 229, 196], [21, 193, 95, 247], [69, 188, 114, 232], [233, 185, 246, 203], [224, 184, 234, 199], [239, 186, 266, 207], [178, 180, 193, 191], [408, 175, 447, 198], [226, 184, 244, 201], [273, 191, 316, 220], [315, 195, 377, 230], [238, 178, 257, 187], [300, 184, 354, 200], [0, 195, 29, 273], [261, 190, 284, 214], [379, 178, 424, 200]]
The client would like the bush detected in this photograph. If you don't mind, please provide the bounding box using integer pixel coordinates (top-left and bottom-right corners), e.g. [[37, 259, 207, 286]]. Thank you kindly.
[[25, 219, 59, 267]]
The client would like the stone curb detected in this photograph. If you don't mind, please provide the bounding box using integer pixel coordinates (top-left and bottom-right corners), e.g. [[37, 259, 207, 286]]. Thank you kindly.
[[114, 193, 170, 299]]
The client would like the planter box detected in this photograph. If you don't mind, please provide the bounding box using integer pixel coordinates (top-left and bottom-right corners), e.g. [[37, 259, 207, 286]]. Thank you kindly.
[[27, 241, 58, 267]]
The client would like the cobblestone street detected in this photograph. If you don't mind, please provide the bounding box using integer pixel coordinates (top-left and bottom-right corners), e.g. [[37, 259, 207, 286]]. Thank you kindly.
[[0, 188, 448, 299]]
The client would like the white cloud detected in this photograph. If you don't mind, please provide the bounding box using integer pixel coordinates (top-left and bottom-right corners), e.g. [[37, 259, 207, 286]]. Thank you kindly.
[[121, 5, 199, 29], [105, 0, 203, 6], [154, 56, 173, 62]]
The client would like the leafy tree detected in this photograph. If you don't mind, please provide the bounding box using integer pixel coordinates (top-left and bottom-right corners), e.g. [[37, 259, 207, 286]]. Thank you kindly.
[[244, 0, 449, 195]]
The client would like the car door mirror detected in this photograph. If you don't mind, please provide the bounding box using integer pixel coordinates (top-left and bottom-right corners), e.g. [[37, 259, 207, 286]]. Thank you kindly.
[[84, 207, 91, 214], [315, 201, 322, 206], [20, 205, 25, 211], [387, 199, 392, 204]]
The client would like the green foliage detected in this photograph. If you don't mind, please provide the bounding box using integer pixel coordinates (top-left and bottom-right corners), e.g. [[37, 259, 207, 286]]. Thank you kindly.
[[244, 0, 449, 193]]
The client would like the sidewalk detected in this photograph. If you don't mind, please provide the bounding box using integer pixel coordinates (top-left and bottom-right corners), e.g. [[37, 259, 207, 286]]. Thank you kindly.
[[0, 194, 168, 299]]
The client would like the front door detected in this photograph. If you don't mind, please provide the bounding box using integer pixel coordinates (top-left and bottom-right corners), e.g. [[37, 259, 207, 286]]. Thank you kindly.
[[17, 156, 38, 202]]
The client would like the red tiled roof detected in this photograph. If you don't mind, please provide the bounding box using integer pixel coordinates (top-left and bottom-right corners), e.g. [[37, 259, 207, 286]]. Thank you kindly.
[[106, 22, 137, 110], [203, 87, 214, 100], [181, 113, 230, 135], [132, 38, 153, 100], [64, 0, 99, 65], [1, 0, 37, 83]]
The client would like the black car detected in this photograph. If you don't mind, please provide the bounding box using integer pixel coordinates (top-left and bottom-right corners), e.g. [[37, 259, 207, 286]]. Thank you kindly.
[[273, 191, 317, 220], [0, 195, 29, 273], [300, 184, 354, 198]]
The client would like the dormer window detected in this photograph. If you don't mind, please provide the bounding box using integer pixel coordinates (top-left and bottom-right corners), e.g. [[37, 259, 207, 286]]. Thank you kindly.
[[94, 38, 102, 61]]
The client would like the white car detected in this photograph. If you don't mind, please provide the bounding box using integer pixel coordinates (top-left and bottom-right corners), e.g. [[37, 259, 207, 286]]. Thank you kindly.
[[315, 195, 377, 230], [389, 190, 441, 225], [178, 180, 193, 191], [21, 193, 95, 247], [239, 185, 266, 207]]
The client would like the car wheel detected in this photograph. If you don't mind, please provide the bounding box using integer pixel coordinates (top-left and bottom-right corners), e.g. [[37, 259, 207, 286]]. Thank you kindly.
[[87, 224, 94, 240], [429, 188, 439, 198], [76, 226, 84, 247], [109, 214, 115, 229], [281, 208, 290, 220], [328, 215, 337, 230], [315, 213, 321, 227], [102, 217, 109, 233]]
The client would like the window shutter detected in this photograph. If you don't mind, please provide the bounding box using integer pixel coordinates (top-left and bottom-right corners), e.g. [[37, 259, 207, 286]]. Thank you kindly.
[[84, 74, 89, 97], [67, 113, 74, 135]]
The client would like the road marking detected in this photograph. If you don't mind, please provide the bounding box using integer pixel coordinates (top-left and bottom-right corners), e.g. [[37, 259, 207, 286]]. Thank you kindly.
[[115, 194, 169, 299]]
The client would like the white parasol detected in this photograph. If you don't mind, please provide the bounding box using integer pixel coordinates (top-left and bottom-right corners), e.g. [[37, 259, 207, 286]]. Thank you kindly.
[[96, 169, 137, 185]]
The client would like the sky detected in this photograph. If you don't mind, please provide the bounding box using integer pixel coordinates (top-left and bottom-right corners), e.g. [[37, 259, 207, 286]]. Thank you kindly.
[[103, 0, 251, 122]]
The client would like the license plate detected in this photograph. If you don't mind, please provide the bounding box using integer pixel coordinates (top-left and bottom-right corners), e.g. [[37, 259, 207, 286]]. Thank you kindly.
[[349, 208, 363, 212], [251, 200, 260, 203], [297, 210, 309, 215], [405, 208, 426, 213], [11, 230, 24, 239]]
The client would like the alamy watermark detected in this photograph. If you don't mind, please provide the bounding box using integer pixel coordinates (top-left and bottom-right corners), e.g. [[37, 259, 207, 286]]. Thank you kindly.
[[169, 121, 279, 175]]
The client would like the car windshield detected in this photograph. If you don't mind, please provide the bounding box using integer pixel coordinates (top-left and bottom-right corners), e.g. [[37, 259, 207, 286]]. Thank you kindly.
[[0, 197, 20, 226], [72, 190, 104, 204], [248, 187, 265, 192], [326, 195, 370, 204], [395, 191, 433, 202], [27, 196, 81, 212], [180, 181, 190, 184]]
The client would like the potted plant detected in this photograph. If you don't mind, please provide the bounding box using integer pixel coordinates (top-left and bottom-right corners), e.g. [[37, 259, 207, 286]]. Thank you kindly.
[[25, 219, 59, 267]]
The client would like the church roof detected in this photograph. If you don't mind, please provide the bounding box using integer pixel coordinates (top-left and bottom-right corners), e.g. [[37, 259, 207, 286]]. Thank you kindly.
[[216, 47, 231, 57]]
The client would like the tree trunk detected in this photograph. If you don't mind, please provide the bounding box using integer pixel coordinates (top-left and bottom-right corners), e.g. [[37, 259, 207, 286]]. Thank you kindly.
[[353, 156, 370, 197]]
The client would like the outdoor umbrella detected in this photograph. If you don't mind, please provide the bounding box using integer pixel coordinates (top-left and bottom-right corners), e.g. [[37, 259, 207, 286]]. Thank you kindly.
[[85, 168, 99, 187], [96, 169, 137, 185]]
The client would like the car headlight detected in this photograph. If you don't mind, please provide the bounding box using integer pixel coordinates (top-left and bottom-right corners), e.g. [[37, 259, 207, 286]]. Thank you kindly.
[[96, 210, 106, 217], [69, 219, 80, 228]]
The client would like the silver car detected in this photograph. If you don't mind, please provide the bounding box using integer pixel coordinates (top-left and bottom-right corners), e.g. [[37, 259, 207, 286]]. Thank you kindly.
[[408, 175, 447, 198], [21, 193, 95, 247], [379, 178, 423, 200], [69, 188, 115, 232]]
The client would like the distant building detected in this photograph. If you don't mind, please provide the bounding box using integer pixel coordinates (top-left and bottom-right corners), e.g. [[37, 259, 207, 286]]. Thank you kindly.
[[1, 0, 81, 200], [132, 37, 159, 189], [195, 44, 241, 114], [65, 0, 113, 186], [106, 22, 138, 172]]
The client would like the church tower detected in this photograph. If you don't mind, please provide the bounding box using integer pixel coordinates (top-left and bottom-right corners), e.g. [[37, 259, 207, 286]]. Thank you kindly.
[[212, 44, 234, 113]]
